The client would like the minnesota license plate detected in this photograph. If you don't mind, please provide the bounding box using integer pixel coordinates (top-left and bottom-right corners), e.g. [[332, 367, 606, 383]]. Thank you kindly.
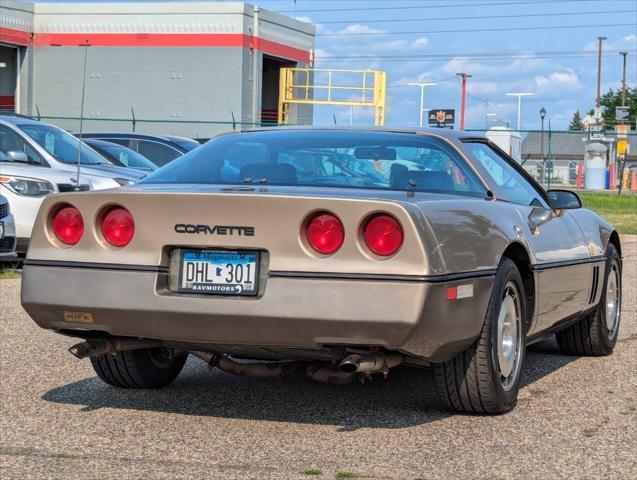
[[179, 250, 259, 296]]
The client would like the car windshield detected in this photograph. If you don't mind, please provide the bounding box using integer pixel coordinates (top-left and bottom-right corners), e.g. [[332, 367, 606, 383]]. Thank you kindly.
[[99, 144, 158, 172], [141, 130, 486, 196], [18, 123, 109, 165]]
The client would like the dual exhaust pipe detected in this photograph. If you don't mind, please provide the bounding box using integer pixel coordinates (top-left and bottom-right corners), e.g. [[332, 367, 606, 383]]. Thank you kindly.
[[192, 350, 403, 383], [69, 339, 403, 383]]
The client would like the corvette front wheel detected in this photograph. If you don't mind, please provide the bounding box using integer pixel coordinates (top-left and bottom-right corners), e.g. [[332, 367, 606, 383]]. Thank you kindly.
[[432, 258, 527, 414], [90, 348, 187, 388]]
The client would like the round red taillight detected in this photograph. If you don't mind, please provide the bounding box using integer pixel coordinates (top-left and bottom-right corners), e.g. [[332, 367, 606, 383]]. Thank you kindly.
[[306, 213, 344, 255], [364, 214, 403, 256], [101, 207, 135, 247], [52, 206, 84, 245]]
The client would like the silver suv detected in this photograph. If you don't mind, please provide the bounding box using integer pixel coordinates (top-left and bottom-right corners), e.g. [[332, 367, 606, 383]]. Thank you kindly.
[[0, 115, 144, 184]]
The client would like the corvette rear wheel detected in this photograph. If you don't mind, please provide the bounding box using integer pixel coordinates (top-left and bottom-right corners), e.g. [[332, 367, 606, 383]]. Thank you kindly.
[[90, 348, 187, 388], [556, 243, 621, 356], [433, 258, 526, 414]]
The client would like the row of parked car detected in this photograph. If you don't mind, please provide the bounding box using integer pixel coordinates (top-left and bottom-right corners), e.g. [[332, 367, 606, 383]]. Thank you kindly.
[[0, 113, 201, 258]]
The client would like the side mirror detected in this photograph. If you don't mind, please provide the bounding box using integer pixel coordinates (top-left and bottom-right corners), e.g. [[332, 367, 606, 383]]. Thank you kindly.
[[547, 189, 582, 210], [6, 151, 29, 163]]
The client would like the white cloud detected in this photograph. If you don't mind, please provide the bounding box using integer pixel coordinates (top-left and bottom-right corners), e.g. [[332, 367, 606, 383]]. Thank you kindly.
[[313, 48, 332, 60], [336, 24, 386, 35], [408, 37, 429, 50], [534, 71, 581, 89]]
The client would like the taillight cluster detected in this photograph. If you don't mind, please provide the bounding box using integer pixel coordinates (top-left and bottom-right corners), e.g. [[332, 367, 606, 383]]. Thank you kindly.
[[363, 214, 403, 256], [304, 211, 403, 257], [52, 206, 84, 245], [306, 213, 345, 255], [101, 207, 135, 247], [50, 204, 134, 248]]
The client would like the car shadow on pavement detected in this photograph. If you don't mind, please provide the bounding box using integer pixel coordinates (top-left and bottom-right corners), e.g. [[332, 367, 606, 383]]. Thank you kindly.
[[42, 336, 576, 431]]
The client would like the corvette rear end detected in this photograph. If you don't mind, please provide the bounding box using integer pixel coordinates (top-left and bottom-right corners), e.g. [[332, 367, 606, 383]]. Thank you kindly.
[[21, 187, 493, 366], [23, 127, 619, 415]]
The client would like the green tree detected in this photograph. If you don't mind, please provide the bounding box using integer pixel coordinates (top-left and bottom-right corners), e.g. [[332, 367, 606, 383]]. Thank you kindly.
[[568, 110, 583, 130], [587, 87, 637, 129]]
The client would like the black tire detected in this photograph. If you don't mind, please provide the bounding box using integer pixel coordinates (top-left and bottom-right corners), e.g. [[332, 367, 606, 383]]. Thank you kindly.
[[432, 258, 527, 414], [90, 348, 187, 388], [556, 243, 621, 356]]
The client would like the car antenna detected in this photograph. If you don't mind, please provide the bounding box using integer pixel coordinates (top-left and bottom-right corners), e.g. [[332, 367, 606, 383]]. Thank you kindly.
[[75, 40, 91, 191]]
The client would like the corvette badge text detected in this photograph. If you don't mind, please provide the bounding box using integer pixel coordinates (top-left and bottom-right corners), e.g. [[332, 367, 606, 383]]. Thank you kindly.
[[174, 224, 255, 236]]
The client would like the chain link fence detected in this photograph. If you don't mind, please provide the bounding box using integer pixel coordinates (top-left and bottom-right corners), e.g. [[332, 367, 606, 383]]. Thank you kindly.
[[19, 111, 637, 191], [467, 128, 637, 190]]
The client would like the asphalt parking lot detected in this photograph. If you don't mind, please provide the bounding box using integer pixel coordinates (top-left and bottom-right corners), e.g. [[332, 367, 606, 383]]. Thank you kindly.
[[1, 237, 635, 480]]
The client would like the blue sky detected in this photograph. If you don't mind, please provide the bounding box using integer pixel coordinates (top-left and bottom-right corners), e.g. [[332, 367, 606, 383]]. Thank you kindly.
[[31, 0, 637, 130]]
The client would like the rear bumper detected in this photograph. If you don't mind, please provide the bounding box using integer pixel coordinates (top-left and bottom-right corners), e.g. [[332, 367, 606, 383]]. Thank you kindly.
[[21, 264, 495, 362]]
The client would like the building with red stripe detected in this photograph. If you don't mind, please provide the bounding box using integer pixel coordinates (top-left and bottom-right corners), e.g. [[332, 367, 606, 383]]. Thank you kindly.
[[0, 1, 315, 136]]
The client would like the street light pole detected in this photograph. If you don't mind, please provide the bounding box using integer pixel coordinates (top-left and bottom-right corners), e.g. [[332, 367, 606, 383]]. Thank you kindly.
[[408, 82, 437, 128], [506, 92, 533, 132]]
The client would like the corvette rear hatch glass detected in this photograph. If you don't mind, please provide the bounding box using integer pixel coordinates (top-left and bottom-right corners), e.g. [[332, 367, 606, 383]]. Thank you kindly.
[[141, 130, 486, 196]]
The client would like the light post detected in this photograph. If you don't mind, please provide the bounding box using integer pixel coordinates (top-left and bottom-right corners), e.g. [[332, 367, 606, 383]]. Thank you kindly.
[[408, 82, 437, 128], [506, 92, 533, 132], [540, 107, 546, 184]]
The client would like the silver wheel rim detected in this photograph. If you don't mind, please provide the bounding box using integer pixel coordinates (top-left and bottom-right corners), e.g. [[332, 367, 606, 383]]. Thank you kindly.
[[605, 261, 621, 339], [497, 281, 523, 391]]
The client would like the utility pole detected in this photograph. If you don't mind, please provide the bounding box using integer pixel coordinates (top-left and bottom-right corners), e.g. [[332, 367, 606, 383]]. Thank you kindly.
[[483, 100, 489, 130], [619, 51, 628, 106], [618, 51, 629, 195], [596, 36, 607, 108], [457, 73, 471, 130], [408, 82, 437, 128]]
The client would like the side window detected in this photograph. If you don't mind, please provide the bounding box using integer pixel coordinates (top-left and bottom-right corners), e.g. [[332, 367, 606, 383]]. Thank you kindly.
[[137, 141, 181, 167], [101, 138, 130, 148], [117, 151, 131, 167], [0, 126, 44, 165], [467, 143, 542, 206]]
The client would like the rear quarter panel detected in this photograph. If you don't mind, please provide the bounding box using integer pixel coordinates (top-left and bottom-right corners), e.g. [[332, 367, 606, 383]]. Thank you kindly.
[[413, 197, 526, 274]]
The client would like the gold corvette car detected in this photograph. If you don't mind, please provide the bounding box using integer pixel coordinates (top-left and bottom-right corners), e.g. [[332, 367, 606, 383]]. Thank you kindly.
[[21, 128, 622, 414]]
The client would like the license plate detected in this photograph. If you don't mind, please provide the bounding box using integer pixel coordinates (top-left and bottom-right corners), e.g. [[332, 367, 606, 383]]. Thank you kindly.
[[178, 250, 259, 296]]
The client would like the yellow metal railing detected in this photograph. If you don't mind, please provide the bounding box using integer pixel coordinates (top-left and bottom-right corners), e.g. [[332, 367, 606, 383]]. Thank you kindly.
[[278, 68, 386, 126]]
